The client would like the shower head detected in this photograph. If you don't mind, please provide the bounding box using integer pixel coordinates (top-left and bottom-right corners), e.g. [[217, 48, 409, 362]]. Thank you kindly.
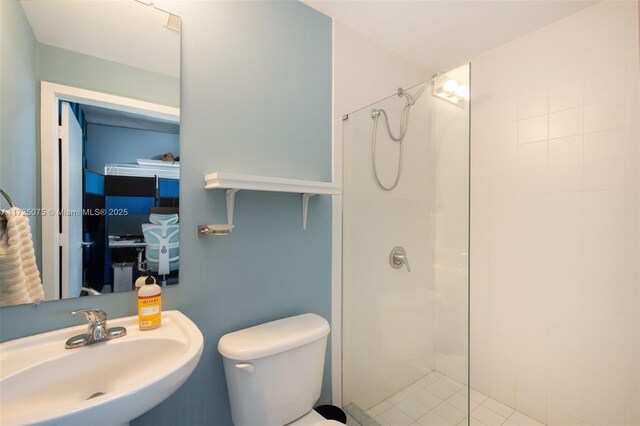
[[397, 88, 416, 105]]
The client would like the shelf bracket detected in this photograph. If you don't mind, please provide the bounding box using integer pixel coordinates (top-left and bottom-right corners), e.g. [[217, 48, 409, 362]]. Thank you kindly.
[[226, 188, 240, 225], [302, 193, 317, 230]]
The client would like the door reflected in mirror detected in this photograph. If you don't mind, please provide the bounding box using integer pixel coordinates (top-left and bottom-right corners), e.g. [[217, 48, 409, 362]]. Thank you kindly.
[[0, 0, 181, 307]]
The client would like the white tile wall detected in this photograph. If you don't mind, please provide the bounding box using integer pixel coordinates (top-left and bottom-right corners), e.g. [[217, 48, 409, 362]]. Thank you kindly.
[[470, 2, 639, 425]]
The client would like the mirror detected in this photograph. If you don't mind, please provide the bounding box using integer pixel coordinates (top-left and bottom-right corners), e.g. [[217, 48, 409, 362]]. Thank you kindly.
[[0, 0, 181, 307]]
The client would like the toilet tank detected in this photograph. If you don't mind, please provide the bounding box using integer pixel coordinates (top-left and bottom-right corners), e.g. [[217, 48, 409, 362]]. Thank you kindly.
[[218, 313, 330, 426]]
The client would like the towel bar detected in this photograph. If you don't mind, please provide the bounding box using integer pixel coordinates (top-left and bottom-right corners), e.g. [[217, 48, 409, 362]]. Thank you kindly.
[[0, 189, 15, 208]]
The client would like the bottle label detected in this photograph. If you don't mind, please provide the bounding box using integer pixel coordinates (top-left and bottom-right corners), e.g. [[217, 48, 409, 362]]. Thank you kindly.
[[138, 294, 161, 330], [140, 305, 159, 315]]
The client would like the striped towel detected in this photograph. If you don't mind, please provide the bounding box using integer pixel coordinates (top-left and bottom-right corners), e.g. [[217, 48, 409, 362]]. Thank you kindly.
[[0, 207, 44, 306]]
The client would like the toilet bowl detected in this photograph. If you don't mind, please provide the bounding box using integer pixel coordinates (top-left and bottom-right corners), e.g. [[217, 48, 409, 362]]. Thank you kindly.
[[218, 313, 333, 426]]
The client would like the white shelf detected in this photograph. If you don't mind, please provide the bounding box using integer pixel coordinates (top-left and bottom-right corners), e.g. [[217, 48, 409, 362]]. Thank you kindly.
[[204, 172, 341, 195], [202, 172, 341, 233]]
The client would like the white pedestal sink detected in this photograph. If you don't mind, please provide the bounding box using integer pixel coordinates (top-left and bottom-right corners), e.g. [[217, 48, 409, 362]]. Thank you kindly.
[[0, 310, 204, 426]]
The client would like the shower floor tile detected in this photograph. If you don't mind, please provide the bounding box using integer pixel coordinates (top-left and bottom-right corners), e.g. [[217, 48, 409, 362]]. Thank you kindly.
[[347, 371, 548, 426]]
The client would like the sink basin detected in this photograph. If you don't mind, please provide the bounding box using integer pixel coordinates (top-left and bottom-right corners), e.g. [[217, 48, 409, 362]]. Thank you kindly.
[[0, 310, 203, 426]]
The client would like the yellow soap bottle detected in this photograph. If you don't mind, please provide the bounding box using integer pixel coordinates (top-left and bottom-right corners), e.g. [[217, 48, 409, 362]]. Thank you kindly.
[[138, 274, 161, 330]]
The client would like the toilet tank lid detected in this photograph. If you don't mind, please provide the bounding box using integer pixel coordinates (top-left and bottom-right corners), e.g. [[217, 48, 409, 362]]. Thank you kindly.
[[218, 313, 330, 361]]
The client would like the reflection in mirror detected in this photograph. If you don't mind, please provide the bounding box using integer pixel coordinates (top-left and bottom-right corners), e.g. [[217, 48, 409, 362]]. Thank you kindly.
[[0, 0, 181, 307]]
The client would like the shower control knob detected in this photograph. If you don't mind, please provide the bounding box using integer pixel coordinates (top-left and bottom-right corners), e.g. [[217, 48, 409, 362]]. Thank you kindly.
[[389, 246, 411, 272]]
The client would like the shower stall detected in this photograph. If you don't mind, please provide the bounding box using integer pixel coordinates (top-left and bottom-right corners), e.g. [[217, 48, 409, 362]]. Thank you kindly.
[[341, 64, 471, 426]]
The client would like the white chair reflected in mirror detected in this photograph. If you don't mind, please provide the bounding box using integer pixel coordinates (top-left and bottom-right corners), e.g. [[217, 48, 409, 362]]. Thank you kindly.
[[142, 214, 179, 285]]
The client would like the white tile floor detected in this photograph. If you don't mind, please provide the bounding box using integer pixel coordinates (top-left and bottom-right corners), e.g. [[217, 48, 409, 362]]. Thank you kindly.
[[359, 372, 545, 426]]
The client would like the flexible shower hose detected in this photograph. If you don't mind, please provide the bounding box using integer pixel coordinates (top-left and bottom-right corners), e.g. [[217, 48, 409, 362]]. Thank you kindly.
[[371, 103, 411, 191]]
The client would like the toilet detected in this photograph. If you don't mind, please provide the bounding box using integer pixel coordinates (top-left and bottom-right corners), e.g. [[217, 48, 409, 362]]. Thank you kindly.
[[218, 313, 340, 426]]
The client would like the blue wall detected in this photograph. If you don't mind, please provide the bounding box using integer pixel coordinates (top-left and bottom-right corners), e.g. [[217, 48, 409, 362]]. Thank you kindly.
[[0, 2, 333, 425], [85, 124, 179, 174]]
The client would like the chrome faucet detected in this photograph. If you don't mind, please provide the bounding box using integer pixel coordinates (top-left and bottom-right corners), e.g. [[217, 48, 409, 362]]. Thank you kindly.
[[65, 308, 127, 349]]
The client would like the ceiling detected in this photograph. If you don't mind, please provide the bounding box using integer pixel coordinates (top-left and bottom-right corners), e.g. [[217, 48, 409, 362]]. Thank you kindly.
[[20, 0, 599, 79], [304, 0, 599, 73], [20, 0, 180, 78]]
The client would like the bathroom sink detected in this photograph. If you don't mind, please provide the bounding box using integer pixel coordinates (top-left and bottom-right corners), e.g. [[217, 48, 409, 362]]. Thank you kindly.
[[0, 310, 203, 426]]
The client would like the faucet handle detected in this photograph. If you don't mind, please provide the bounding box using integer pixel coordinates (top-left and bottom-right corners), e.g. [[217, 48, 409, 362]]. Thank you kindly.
[[70, 308, 107, 324], [389, 246, 411, 272]]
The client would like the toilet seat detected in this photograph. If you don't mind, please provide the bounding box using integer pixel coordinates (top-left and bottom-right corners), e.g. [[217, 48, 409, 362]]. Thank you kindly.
[[286, 409, 344, 426]]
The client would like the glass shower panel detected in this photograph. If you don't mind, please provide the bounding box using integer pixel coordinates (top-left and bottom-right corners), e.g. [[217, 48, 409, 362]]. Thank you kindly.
[[342, 64, 470, 426]]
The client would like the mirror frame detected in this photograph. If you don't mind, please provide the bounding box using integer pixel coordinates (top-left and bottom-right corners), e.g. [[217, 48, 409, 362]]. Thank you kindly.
[[39, 82, 180, 300]]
